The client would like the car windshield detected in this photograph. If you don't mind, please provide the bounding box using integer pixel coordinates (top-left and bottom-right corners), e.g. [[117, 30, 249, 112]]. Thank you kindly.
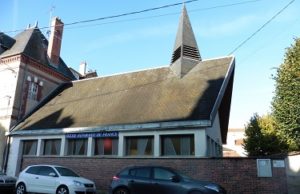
[[55, 167, 80, 177]]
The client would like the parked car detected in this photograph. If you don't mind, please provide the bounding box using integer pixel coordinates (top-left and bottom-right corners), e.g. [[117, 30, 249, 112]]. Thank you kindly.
[[0, 171, 17, 193], [16, 164, 96, 194], [109, 166, 226, 194]]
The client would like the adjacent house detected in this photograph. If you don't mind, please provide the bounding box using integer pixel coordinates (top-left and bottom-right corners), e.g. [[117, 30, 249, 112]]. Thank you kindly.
[[223, 128, 246, 157], [0, 17, 78, 170], [5, 6, 235, 177]]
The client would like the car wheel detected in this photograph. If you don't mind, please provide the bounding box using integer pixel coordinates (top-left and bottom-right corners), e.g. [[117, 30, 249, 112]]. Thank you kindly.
[[16, 183, 26, 194], [113, 187, 129, 194], [56, 185, 69, 194]]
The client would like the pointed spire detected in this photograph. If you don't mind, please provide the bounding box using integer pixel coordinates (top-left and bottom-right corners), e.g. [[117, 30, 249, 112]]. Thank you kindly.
[[170, 5, 201, 77]]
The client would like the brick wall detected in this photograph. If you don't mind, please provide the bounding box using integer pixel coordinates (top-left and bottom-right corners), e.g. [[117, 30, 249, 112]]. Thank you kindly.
[[21, 157, 288, 194]]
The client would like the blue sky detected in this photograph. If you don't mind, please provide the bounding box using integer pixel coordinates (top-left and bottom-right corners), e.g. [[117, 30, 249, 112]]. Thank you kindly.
[[1, 0, 300, 128]]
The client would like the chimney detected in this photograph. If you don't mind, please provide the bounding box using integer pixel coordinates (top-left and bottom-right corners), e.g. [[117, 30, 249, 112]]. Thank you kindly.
[[47, 17, 64, 67], [79, 61, 87, 75]]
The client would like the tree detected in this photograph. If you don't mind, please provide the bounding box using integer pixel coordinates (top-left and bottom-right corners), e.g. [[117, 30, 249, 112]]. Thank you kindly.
[[243, 113, 288, 156], [272, 38, 300, 151]]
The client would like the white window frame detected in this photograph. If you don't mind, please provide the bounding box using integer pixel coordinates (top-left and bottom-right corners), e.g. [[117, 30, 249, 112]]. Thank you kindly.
[[28, 82, 39, 100]]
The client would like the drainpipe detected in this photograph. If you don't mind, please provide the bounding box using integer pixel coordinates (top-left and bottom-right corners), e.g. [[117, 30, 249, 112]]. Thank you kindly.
[[2, 135, 10, 173]]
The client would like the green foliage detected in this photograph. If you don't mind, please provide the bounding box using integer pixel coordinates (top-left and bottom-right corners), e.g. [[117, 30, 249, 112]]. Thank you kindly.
[[243, 113, 288, 156], [272, 38, 300, 151]]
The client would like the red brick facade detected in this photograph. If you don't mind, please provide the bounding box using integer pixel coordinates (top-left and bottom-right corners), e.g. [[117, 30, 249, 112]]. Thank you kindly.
[[21, 157, 287, 194]]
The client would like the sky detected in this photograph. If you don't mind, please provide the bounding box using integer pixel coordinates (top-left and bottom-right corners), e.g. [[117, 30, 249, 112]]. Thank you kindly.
[[1, 0, 300, 129]]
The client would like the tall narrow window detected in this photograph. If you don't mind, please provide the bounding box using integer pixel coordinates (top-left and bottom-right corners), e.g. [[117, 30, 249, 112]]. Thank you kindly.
[[28, 82, 39, 101], [23, 140, 38, 156], [161, 135, 194, 156], [43, 139, 61, 155], [67, 139, 87, 155], [126, 136, 153, 156], [94, 138, 118, 156]]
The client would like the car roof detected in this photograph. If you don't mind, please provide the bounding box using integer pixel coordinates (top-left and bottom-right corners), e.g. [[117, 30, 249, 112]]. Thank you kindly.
[[27, 164, 65, 168], [121, 165, 175, 171]]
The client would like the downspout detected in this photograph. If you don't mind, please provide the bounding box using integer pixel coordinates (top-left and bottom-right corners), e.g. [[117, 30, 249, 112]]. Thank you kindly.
[[2, 135, 10, 173]]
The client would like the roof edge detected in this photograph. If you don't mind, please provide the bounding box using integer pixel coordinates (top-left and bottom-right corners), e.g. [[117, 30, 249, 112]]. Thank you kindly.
[[210, 56, 235, 121], [201, 55, 234, 63], [8, 119, 211, 136], [71, 65, 171, 84]]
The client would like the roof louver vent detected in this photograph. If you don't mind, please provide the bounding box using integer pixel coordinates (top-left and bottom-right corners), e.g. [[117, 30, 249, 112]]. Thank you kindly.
[[183, 45, 200, 60], [171, 46, 181, 63]]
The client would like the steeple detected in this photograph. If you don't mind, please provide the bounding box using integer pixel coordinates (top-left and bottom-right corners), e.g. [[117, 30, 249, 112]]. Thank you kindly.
[[170, 5, 201, 77]]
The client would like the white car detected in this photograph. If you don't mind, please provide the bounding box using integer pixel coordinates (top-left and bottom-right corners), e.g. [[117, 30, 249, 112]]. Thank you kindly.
[[16, 164, 96, 194]]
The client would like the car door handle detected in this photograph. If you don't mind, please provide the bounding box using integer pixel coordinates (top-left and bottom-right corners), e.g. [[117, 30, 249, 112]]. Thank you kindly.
[[35, 177, 39, 179], [129, 180, 134, 183]]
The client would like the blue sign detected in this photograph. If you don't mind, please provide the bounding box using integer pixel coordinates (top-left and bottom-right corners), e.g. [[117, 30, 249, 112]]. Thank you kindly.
[[65, 131, 119, 139]]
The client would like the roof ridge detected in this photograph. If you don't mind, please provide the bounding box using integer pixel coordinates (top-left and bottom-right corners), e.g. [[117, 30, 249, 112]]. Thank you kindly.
[[71, 65, 172, 83]]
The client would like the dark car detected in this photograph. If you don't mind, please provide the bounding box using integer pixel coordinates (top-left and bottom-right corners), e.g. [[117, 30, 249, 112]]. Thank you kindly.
[[0, 171, 17, 194], [109, 166, 226, 194]]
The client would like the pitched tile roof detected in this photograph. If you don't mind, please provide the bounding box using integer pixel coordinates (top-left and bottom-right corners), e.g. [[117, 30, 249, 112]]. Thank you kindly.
[[12, 56, 235, 143], [0, 28, 75, 80]]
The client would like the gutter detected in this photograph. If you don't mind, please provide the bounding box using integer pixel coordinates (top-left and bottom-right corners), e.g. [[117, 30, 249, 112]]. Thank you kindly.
[[8, 119, 212, 136]]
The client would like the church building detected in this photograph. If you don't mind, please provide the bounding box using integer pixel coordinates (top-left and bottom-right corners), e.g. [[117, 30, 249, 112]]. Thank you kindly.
[[5, 6, 235, 177]]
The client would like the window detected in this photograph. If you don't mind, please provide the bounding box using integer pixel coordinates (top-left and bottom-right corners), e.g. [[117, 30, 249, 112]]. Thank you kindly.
[[28, 82, 39, 101], [67, 139, 87, 155], [129, 167, 151, 179], [26, 166, 40, 175], [126, 136, 153, 156], [161, 135, 194, 156], [94, 138, 118, 155], [43, 139, 61, 155], [235, 139, 244, 145], [206, 136, 211, 156], [23, 140, 38, 156], [55, 167, 80, 177], [38, 166, 57, 176], [154, 168, 175, 180]]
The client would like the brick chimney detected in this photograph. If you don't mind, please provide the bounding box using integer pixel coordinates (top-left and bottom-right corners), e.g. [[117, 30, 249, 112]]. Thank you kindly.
[[47, 17, 64, 67]]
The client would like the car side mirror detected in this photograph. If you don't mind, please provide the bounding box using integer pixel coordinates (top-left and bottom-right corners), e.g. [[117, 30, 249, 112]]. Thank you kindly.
[[171, 175, 180, 183], [49, 172, 57, 177]]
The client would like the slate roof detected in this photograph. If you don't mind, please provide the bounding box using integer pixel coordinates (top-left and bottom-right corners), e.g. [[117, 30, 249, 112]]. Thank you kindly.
[[0, 28, 75, 80], [0, 32, 16, 54], [12, 56, 235, 142]]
